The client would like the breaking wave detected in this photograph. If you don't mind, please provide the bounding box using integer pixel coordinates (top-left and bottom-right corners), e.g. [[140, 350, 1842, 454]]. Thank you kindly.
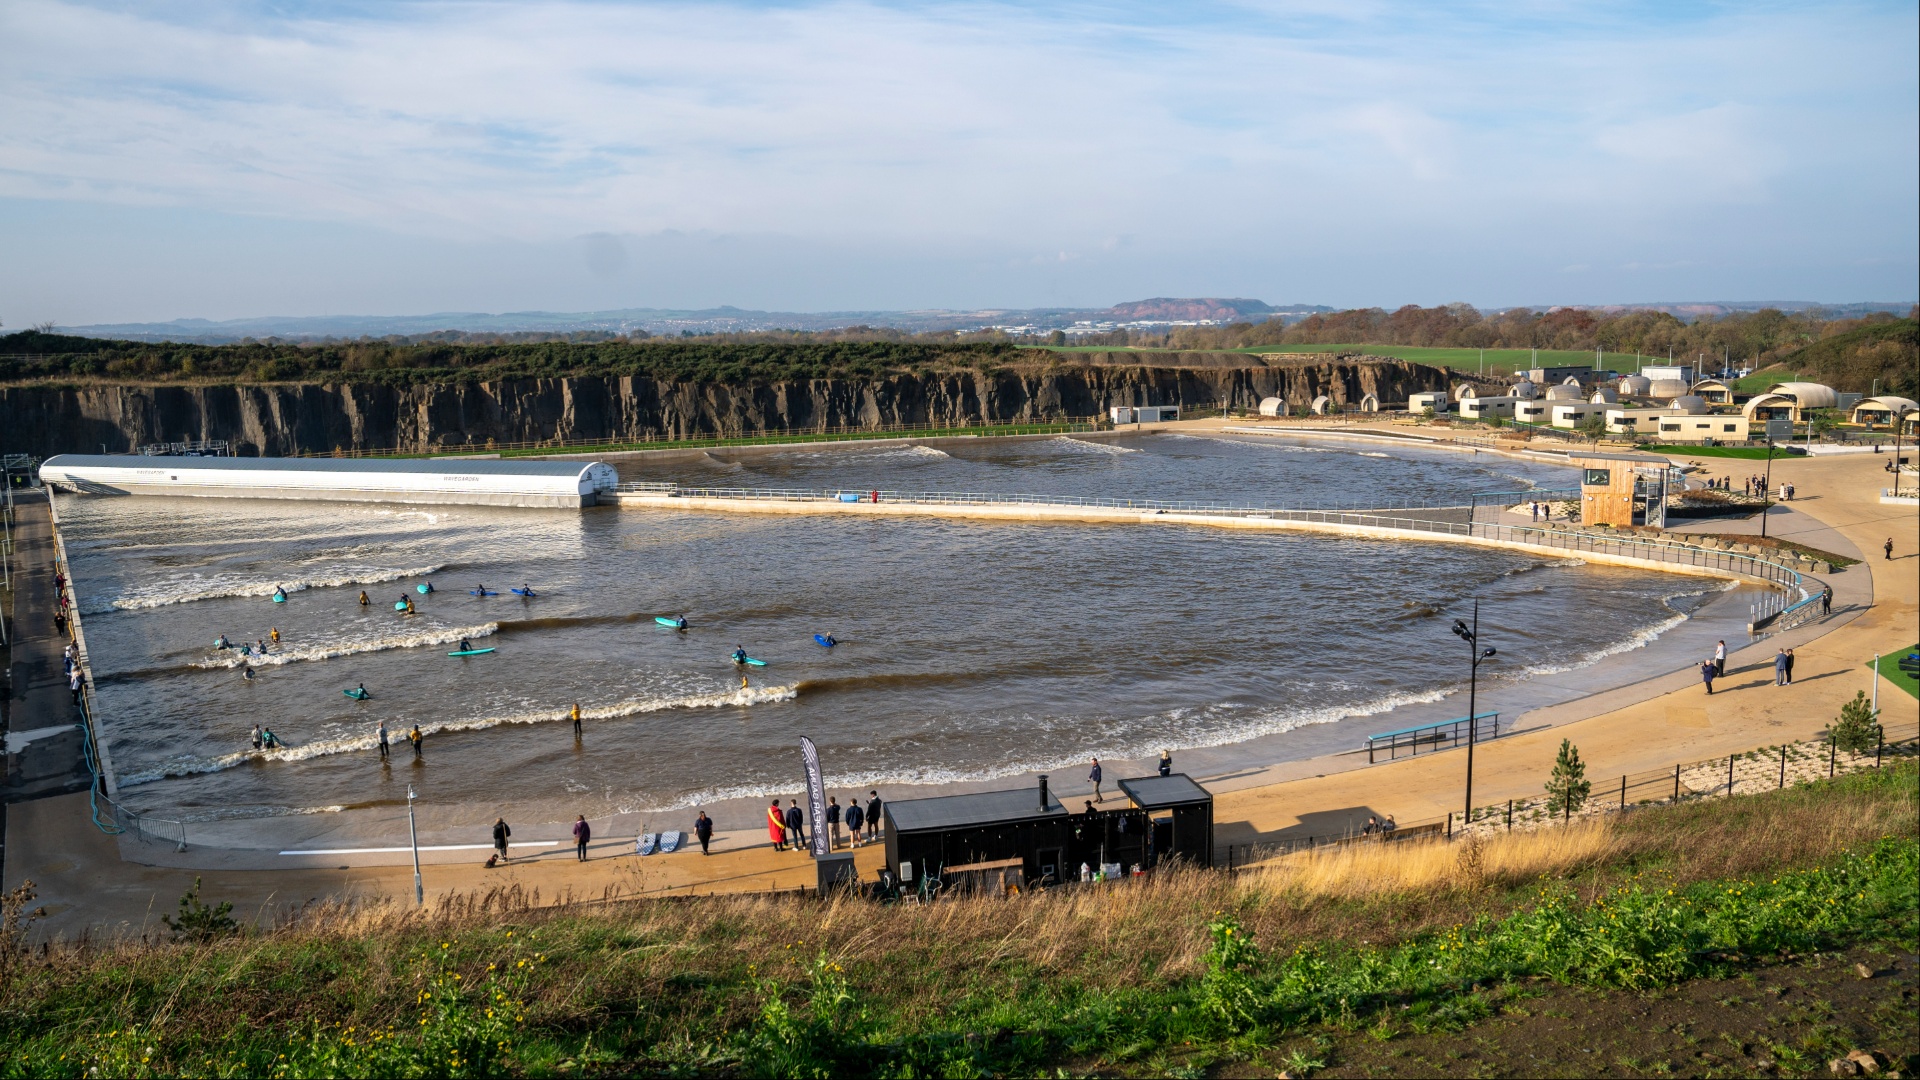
[[194, 623, 500, 668], [115, 684, 799, 788], [1047, 436, 1139, 455], [83, 564, 447, 614]]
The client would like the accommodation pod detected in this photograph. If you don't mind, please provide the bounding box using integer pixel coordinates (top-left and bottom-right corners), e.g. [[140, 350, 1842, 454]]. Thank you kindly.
[[39, 455, 620, 508]]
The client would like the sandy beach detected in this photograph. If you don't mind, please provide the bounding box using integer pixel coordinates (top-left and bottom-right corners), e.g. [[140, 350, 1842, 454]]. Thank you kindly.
[[7, 421, 1915, 940]]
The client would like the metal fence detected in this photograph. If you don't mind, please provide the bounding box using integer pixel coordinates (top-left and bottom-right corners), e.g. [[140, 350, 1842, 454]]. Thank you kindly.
[[620, 483, 1487, 518], [1365, 712, 1500, 764], [1225, 722, 1918, 868]]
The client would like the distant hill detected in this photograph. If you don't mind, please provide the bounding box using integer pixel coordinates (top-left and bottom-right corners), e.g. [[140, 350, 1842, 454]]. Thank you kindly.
[[1767, 318, 1918, 397], [57, 299, 1330, 344]]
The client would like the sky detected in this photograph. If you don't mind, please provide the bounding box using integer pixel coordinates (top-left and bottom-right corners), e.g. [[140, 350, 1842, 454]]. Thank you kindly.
[[1, 0, 1915, 325]]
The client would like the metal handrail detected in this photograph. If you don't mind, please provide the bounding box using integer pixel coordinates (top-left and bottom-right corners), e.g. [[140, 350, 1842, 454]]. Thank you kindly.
[[620, 484, 1485, 516], [1366, 712, 1500, 763]]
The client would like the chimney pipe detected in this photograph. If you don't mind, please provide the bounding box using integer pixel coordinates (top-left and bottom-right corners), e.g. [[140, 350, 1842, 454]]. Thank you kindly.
[[1037, 773, 1050, 811]]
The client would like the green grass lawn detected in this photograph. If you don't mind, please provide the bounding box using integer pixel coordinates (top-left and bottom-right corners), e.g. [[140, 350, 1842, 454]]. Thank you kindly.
[[1879, 643, 1920, 700], [1642, 444, 1800, 460]]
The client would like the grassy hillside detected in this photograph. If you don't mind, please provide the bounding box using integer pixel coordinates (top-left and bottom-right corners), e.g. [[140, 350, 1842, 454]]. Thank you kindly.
[[1, 762, 1911, 1078], [1762, 318, 1919, 397]]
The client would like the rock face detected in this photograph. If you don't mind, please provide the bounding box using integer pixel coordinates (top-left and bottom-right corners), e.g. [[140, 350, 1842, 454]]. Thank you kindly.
[[0, 360, 1446, 457]]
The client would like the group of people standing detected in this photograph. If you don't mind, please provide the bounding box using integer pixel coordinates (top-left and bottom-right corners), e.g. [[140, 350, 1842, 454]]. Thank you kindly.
[[768, 790, 885, 852], [1699, 640, 1795, 694]]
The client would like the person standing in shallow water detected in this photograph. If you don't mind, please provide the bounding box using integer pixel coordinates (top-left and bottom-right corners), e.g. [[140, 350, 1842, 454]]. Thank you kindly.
[[571, 703, 583, 739], [376, 720, 389, 761]]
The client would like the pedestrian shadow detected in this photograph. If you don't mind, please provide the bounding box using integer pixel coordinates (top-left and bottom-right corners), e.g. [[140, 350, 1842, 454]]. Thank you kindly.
[[1216, 805, 1397, 849]]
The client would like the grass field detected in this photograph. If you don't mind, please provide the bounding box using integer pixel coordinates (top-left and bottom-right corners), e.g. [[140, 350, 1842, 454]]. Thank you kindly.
[[1, 762, 1911, 1078], [1644, 444, 1802, 460], [1879, 644, 1920, 700], [1024, 343, 1663, 376]]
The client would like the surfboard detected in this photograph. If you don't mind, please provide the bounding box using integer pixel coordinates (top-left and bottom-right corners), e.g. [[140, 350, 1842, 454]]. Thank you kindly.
[[272, 595, 287, 604], [814, 634, 835, 648], [394, 601, 409, 611], [731, 655, 768, 667], [655, 616, 688, 628], [511, 588, 536, 597], [447, 648, 496, 657], [636, 833, 658, 856], [469, 590, 498, 596], [417, 584, 432, 594], [344, 688, 370, 700], [659, 831, 683, 854]]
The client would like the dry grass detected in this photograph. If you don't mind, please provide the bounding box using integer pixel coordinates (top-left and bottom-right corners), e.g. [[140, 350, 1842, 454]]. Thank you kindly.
[[1250, 818, 1619, 899]]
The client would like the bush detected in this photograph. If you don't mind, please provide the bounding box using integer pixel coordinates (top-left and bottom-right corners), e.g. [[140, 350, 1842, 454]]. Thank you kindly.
[[1545, 739, 1591, 819], [1829, 690, 1880, 754]]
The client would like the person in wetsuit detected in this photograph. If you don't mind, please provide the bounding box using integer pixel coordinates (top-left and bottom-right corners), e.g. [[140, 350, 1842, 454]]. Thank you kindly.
[[458, 638, 473, 653], [358, 591, 370, 606]]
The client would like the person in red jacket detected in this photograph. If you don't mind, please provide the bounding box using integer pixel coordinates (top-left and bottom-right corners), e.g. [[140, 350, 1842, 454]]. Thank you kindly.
[[766, 799, 788, 851]]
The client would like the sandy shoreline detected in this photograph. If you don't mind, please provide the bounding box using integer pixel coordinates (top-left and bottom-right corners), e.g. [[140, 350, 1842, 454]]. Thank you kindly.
[[9, 425, 1911, 939]]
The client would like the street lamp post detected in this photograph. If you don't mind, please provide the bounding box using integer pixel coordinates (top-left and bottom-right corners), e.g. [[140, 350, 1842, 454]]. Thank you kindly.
[[1451, 602, 1498, 827], [1761, 439, 1776, 539], [407, 784, 424, 907]]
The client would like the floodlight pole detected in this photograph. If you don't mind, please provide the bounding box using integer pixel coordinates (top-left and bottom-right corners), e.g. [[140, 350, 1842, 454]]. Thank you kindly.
[[1453, 601, 1495, 827], [407, 784, 424, 907], [1761, 439, 1775, 539]]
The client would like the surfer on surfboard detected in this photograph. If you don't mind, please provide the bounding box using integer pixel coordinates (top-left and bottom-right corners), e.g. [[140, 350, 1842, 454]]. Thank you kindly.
[[731, 646, 749, 666], [458, 637, 473, 653]]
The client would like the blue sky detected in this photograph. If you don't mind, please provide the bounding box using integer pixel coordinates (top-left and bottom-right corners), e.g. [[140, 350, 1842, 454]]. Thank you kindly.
[[1, 0, 1914, 324]]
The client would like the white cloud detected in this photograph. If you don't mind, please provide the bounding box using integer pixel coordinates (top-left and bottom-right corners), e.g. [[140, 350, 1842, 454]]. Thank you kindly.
[[0, 0, 1912, 318]]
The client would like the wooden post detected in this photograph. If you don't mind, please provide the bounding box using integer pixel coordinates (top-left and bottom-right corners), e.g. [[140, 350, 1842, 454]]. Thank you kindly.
[[1446, 812, 1452, 839], [1829, 739, 1836, 778], [1506, 798, 1513, 831], [1620, 774, 1627, 809], [1779, 744, 1787, 788], [1876, 728, 1884, 768], [1673, 763, 1681, 802], [1727, 755, 1735, 796]]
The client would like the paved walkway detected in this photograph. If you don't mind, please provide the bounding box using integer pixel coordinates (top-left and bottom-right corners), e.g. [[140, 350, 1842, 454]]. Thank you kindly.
[[2, 492, 94, 806], [4, 439, 1914, 940]]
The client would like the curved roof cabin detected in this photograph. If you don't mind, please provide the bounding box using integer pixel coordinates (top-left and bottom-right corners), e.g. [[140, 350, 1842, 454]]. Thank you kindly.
[[39, 455, 620, 508]]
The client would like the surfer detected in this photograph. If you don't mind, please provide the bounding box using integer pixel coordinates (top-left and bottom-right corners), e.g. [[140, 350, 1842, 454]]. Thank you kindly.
[[409, 724, 423, 759], [269, 627, 280, 644], [731, 646, 749, 666], [242, 666, 256, 682], [674, 616, 688, 630], [570, 703, 582, 738], [358, 590, 370, 606], [215, 634, 230, 650], [458, 637, 473, 653], [402, 596, 415, 615], [740, 674, 749, 691], [475, 584, 488, 596], [250, 724, 264, 750], [272, 586, 287, 602], [519, 584, 535, 597], [261, 728, 280, 749], [354, 682, 369, 699], [823, 633, 837, 647], [421, 581, 434, 593], [255, 638, 268, 655]]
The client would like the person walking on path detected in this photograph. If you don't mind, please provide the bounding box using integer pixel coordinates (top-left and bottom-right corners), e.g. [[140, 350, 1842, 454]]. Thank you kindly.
[[844, 800, 864, 848], [826, 797, 842, 850], [1887, 537, 1896, 561], [571, 702, 583, 738], [866, 791, 883, 840], [492, 817, 512, 862], [1089, 757, 1103, 802], [1774, 649, 1789, 686], [1700, 660, 1716, 694], [572, 815, 591, 861], [1821, 588, 1832, 616], [784, 800, 806, 851], [766, 799, 787, 851], [695, 810, 714, 855], [1783, 648, 1796, 685], [1159, 750, 1173, 777], [1713, 640, 1727, 678], [377, 721, 390, 761], [409, 724, 424, 760]]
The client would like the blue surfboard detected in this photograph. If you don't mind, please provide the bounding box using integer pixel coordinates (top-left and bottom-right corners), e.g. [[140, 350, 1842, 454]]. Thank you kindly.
[[511, 588, 536, 597], [814, 634, 836, 648], [469, 590, 497, 596]]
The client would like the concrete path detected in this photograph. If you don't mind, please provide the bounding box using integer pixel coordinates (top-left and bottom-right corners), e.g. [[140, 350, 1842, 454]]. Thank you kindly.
[[2, 492, 94, 806]]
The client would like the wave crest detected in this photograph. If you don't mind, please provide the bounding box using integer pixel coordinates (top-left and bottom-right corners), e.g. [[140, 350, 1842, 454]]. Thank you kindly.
[[85, 564, 447, 614], [194, 623, 500, 668]]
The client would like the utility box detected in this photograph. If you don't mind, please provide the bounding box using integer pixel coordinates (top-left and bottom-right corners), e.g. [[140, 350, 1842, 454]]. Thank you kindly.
[[815, 852, 857, 894]]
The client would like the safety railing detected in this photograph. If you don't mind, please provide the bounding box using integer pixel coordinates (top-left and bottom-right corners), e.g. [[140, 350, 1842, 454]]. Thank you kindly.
[[1365, 712, 1499, 764], [1224, 722, 1918, 868], [619, 483, 1485, 517]]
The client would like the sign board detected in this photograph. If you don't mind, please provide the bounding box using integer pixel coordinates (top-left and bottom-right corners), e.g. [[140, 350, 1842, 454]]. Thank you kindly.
[[1765, 419, 1794, 441]]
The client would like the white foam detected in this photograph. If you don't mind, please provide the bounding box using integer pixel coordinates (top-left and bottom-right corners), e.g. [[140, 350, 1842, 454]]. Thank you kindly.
[[193, 623, 499, 668], [1359, 451, 1391, 458], [85, 564, 447, 614], [1517, 580, 1737, 676], [1047, 436, 1139, 455], [114, 684, 800, 788]]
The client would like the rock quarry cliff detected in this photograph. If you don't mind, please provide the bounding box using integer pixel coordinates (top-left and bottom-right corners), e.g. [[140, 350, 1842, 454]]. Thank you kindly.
[[0, 359, 1451, 457]]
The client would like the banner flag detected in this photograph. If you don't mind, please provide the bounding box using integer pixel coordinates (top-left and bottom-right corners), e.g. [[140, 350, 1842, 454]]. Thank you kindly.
[[800, 736, 830, 859]]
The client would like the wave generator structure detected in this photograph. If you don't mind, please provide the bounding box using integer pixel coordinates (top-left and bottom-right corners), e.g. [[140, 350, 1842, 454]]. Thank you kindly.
[[39, 455, 620, 508]]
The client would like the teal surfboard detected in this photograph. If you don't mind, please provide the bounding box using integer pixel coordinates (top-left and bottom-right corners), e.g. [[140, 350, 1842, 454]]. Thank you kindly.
[[344, 688, 370, 700], [417, 584, 432, 594], [731, 654, 768, 667], [655, 616, 688, 628], [448, 648, 496, 657], [394, 601, 409, 611]]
